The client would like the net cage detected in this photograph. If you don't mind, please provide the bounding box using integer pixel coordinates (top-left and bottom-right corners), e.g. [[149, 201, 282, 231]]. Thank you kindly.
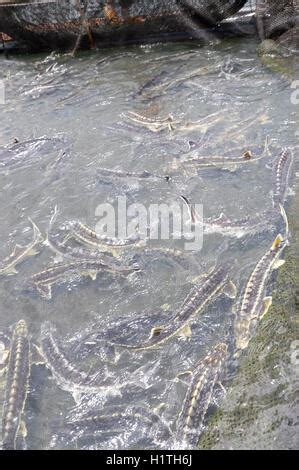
[[0, 1, 297, 53]]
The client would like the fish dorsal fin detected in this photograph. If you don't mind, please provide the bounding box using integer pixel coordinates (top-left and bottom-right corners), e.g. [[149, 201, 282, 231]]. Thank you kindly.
[[149, 326, 164, 339], [178, 324, 192, 338], [226, 164, 238, 173], [217, 212, 228, 222], [223, 280, 237, 299], [153, 402, 168, 415], [30, 343, 46, 365], [271, 234, 284, 250], [36, 283, 52, 300], [182, 165, 198, 178]]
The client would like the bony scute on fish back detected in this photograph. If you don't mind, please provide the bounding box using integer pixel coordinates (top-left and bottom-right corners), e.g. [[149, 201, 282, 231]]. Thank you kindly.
[[272, 148, 294, 208]]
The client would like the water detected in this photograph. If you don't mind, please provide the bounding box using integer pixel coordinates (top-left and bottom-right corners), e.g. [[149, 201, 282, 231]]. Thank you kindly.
[[0, 37, 297, 450]]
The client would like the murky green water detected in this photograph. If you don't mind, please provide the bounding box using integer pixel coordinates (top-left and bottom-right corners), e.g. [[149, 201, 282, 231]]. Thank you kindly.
[[0, 36, 297, 449]]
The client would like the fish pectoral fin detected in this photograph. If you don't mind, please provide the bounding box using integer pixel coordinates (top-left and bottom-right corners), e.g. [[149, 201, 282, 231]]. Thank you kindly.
[[30, 344, 46, 365], [272, 259, 285, 270], [27, 248, 40, 257], [183, 166, 198, 178], [149, 326, 164, 339], [271, 234, 284, 250], [1, 265, 18, 275], [110, 248, 122, 259], [153, 402, 168, 415], [178, 324, 192, 338], [0, 363, 8, 377], [161, 303, 170, 312], [260, 296, 272, 319], [223, 280, 237, 299], [88, 270, 98, 281], [226, 164, 238, 172], [0, 346, 9, 366], [18, 420, 28, 438], [36, 283, 52, 300]]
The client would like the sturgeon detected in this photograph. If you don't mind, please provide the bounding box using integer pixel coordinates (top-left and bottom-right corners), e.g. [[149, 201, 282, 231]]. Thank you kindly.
[[65, 405, 172, 442], [62, 220, 146, 251], [1, 320, 30, 450], [176, 137, 271, 168], [272, 148, 294, 207], [180, 196, 276, 238], [28, 258, 139, 300], [234, 233, 287, 353], [176, 343, 228, 448], [39, 322, 113, 394], [125, 111, 175, 132], [97, 167, 169, 182], [111, 263, 236, 350]]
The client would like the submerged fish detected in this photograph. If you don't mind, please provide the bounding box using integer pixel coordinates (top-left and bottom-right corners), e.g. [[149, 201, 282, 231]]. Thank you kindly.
[[125, 111, 175, 132], [0, 137, 63, 172], [45, 231, 119, 263], [65, 404, 172, 443], [50, 221, 189, 267], [28, 258, 139, 300], [62, 220, 145, 252], [272, 148, 294, 207], [180, 196, 275, 238], [111, 263, 236, 350], [176, 343, 228, 448], [97, 167, 170, 182], [148, 64, 215, 95], [1, 320, 30, 450], [39, 322, 113, 394], [175, 137, 271, 169], [0, 219, 43, 276], [234, 233, 287, 353]]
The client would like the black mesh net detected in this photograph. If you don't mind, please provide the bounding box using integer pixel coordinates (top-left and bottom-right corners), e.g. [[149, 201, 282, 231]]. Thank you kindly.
[[256, 0, 296, 39], [0, 1, 297, 52]]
